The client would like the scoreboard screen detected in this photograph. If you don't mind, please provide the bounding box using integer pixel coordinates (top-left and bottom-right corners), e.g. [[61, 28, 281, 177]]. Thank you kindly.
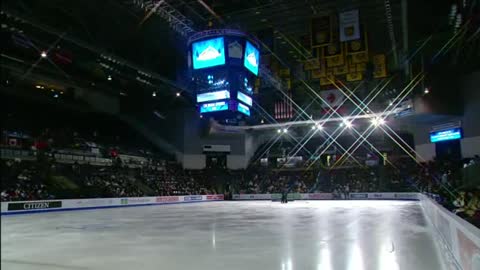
[[192, 37, 226, 70], [243, 41, 260, 75]]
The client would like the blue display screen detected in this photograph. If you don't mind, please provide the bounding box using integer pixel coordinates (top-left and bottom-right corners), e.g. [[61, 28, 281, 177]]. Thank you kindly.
[[200, 101, 229, 113], [237, 91, 252, 106], [237, 103, 250, 116], [430, 128, 462, 143], [243, 41, 260, 75], [197, 90, 230, 103], [192, 37, 226, 69]]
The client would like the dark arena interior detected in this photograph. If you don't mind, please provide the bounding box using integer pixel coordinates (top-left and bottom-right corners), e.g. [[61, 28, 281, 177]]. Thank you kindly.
[[1, 0, 480, 269]]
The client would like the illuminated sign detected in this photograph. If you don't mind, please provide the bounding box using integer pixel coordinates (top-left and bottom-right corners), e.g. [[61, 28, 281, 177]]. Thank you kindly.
[[196, 90, 230, 103], [200, 101, 228, 113], [243, 41, 260, 75], [429, 128, 462, 143], [237, 91, 252, 106], [237, 103, 250, 116], [192, 37, 226, 69]]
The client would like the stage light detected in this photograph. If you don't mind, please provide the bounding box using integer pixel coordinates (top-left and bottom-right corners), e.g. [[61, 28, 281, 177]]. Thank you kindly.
[[312, 125, 317, 130], [176, 92, 181, 97], [260, 119, 264, 124], [277, 129, 281, 133], [200, 115, 203, 118], [53, 93, 58, 98], [282, 128, 288, 133], [40, 51, 47, 58], [424, 88, 430, 94], [371, 117, 385, 127], [107, 75, 112, 81], [343, 119, 352, 128], [152, 91, 156, 97], [317, 125, 323, 130]]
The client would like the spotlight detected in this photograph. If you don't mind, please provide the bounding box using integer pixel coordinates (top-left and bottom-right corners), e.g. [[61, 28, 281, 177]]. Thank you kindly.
[[107, 75, 112, 81], [317, 125, 323, 130], [53, 93, 58, 98], [176, 92, 181, 97], [371, 117, 385, 127], [277, 129, 281, 134], [343, 119, 352, 128], [152, 91, 156, 97], [40, 51, 47, 58], [200, 115, 203, 118], [424, 88, 430, 94], [312, 125, 317, 130], [282, 128, 288, 133], [260, 119, 264, 124]]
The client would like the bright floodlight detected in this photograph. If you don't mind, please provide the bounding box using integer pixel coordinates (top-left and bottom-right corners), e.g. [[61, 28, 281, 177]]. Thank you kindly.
[[371, 117, 386, 127], [152, 91, 156, 97], [40, 51, 47, 58], [311, 125, 316, 130], [282, 128, 288, 133], [424, 88, 430, 94], [277, 129, 281, 133], [176, 92, 181, 97], [342, 119, 352, 128], [107, 75, 112, 81], [317, 125, 323, 130]]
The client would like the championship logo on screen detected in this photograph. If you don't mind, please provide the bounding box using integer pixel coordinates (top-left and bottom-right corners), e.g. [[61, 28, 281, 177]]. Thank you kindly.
[[192, 37, 226, 69], [243, 41, 260, 75], [8, 201, 62, 211]]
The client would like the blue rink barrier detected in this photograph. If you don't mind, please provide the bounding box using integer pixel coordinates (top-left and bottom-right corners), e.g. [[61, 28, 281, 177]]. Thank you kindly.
[[1, 195, 224, 216]]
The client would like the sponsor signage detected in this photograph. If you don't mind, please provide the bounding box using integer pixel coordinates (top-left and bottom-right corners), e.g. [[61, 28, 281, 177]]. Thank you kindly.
[[8, 201, 62, 211], [200, 101, 229, 113], [237, 91, 252, 106], [126, 198, 151, 204], [75, 199, 113, 207], [350, 193, 368, 199], [184, 195, 203, 201], [394, 193, 417, 199], [196, 90, 230, 103], [120, 198, 128, 205], [237, 103, 251, 116], [429, 128, 463, 143], [206, 195, 224, 200], [156, 196, 180, 203], [307, 193, 333, 200]]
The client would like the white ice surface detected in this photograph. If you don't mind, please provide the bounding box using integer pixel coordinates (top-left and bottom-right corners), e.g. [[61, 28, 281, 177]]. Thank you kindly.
[[1, 201, 448, 270]]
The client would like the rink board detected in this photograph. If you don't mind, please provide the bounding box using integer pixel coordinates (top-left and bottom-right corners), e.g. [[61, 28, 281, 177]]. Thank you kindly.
[[232, 192, 417, 201], [0, 195, 224, 215]]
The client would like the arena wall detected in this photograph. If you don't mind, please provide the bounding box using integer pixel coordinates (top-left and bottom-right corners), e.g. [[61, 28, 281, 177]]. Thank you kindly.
[[1, 195, 224, 215]]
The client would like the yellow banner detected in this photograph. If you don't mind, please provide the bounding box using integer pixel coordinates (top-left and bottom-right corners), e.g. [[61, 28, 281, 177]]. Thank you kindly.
[[346, 25, 368, 55], [311, 58, 326, 79], [320, 73, 335, 86], [334, 65, 348, 75], [351, 52, 368, 64], [373, 54, 387, 78], [346, 72, 363, 82], [311, 16, 332, 48]]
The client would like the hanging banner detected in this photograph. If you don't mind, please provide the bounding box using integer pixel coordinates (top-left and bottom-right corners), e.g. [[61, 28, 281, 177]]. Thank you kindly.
[[346, 72, 363, 82], [303, 48, 321, 71], [339, 10, 360, 42], [320, 73, 335, 86], [351, 52, 369, 64], [311, 16, 332, 48], [346, 26, 368, 55], [320, 89, 345, 108], [333, 65, 348, 75], [311, 58, 326, 79], [373, 54, 388, 78]]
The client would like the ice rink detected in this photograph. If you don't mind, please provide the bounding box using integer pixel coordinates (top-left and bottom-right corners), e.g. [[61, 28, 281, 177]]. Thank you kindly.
[[1, 201, 448, 270]]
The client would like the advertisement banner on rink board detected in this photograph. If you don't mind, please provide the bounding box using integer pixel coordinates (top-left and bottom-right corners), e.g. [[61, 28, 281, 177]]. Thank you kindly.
[[2, 194, 225, 215], [350, 193, 368, 199], [206, 195, 224, 200], [303, 193, 334, 200], [183, 195, 203, 202], [232, 194, 272, 200], [7, 201, 62, 211], [156, 196, 180, 203]]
